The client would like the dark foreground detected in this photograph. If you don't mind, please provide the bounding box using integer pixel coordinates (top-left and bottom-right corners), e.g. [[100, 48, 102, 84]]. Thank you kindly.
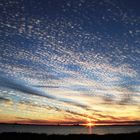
[[0, 132, 140, 140]]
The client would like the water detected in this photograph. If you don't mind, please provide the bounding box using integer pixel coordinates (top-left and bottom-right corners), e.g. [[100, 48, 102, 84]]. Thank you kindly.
[[0, 124, 140, 135]]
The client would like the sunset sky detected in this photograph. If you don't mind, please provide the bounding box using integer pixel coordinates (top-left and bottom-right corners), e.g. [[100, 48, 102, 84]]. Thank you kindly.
[[0, 0, 140, 126]]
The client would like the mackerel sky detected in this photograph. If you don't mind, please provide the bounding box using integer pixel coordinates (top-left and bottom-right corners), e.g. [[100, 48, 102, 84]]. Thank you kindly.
[[0, 0, 140, 125]]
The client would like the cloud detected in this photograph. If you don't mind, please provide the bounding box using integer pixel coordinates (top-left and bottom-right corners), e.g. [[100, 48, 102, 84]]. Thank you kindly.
[[0, 75, 87, 108], [33, 85, 60, 88], [0, 0, 140, 124], [0, 96, 10, 102], [95, 120, 140, 125], [0, 96, 13, 107]]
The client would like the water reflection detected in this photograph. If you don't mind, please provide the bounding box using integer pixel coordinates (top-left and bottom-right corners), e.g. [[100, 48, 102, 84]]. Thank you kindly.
[[88, 125, 93, 134]]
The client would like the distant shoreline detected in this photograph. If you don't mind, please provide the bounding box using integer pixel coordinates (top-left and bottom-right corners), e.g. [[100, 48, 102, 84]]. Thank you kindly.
[[0, 123, 140, 127]]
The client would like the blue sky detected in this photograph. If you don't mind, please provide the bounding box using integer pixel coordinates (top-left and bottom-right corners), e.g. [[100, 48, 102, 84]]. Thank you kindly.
[[0, 0, 140, 125]]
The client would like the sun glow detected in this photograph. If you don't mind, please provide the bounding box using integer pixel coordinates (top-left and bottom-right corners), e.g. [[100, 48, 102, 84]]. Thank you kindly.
[[83, 121, 95, 134], [84, 118, 95, 127], [83, 119, 95, 127], [86, 122, 95, 127]]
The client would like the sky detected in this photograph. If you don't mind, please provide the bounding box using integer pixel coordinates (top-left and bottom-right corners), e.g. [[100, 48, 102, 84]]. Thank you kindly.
[[0, 0, 140, 125]]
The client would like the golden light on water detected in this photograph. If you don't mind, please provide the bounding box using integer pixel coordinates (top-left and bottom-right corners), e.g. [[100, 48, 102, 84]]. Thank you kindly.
[[81, 119, 95, 134], [85, 121, 94, 134]]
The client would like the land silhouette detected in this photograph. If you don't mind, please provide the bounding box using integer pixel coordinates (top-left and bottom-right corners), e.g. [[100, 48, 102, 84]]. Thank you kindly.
[[0, 132, 140, 140]]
